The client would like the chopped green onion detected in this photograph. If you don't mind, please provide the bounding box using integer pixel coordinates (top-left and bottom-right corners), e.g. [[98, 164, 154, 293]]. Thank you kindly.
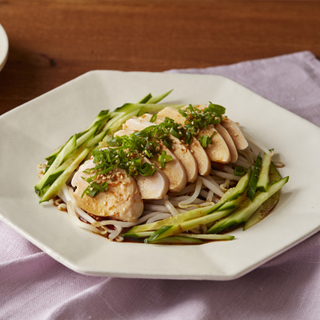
[[81, 181, 108, 198], [158, 151, 172, 168], [234, 166, 246, 176], [150, 114, 157, 123]]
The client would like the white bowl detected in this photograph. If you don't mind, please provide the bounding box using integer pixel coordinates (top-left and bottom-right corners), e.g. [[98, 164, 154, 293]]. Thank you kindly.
[[0, 24, 9, 71]]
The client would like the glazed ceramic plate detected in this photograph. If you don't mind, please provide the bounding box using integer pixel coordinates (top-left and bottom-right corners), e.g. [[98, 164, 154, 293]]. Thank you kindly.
[[0, 71, 319, 280], [0, 24, 9, 71]]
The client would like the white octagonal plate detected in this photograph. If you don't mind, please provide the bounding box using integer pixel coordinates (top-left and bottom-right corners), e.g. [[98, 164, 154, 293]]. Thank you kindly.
[[0, 70, 319, 280]]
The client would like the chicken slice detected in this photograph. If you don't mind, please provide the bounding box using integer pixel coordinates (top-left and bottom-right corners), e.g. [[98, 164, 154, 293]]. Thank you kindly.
[[197, 125, 231, 163], [70, 158, 143, 222], [135, 157, 169, 199], [157, 107, 211, 176], [188, 105, 230, 164], [139, 113, 198, 183], [123, 118, 187, 192], [114, 129, 135, 137], [114, 129, 170, 199], [221, 118, 248, 150], [215, 123, 238, 163]]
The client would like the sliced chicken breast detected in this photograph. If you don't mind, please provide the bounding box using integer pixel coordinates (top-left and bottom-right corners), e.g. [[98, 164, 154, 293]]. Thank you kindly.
[[221, 118, 248, 150], [114, 129, 135, 137], [123, 118, 187, 192], [114, 129, 170, 199], [215, 123, 238, 163], [135, 157, 169, 199], [139, 113, 198, 183], [70, 158, 143, 222], [190, 105, 231, 163], [157, 107, 211, 176], [197, 125, 231, 163]]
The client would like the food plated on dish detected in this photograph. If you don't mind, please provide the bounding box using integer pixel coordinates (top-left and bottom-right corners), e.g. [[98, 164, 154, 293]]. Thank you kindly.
[[35, 90, 288, 245], [2, 70, 317, 279]]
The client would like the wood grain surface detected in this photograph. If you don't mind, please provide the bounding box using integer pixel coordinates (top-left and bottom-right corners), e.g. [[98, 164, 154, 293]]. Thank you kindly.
[[0, 0, 319, 115]]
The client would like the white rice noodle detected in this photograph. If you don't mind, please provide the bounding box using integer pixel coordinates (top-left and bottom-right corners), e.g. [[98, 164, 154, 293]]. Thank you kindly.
[[200, 176, 225, 198], [141, 210, 153, 216], [144, 204, 171, 213], [146, 213, 172, 224], [274, 161, 285, 168], [169, 195, 200, 202], [108, 225, 122, 240], [238, 151, 254, 166], [242, 129, 269, 154], [163, 197, 180, 216], [189, 226, 202, 234], [167, 184, 196, 197], [169, 200, 203, 208], [67, 201, 103, 234], [136, 212, 170, 224], [58, 184, 72, 203], [178, 178, 203, 208], [234, 155, 252, 168], [206, 190, 214, 202], [59, 185, 96, 224], [222, 165, 235, 174], [98, 220, 135, 240], [220, 179, 230, 192], [200, 189, 208, 199], [197, 202, 214, 207], [211, 169, 241, 181], [212, 196, 220, 204], [57, 203, 67, 211], [99, 220, 135, 228], [201, 224, 208, 233], [145, 196, 202, 206]]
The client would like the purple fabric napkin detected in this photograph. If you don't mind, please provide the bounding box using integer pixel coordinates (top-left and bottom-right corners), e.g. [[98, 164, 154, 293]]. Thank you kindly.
[[1, 51, 320, 320]]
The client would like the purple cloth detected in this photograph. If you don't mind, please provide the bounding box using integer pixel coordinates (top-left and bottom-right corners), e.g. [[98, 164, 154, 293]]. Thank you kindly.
[[1, 51, 320, 320]]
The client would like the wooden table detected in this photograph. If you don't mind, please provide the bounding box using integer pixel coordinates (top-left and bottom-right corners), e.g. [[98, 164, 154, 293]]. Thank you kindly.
[[0, 0, 319, 115]]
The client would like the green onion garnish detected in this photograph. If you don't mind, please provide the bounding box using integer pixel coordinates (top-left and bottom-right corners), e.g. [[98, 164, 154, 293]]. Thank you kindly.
[[234, 166, 246, 176]]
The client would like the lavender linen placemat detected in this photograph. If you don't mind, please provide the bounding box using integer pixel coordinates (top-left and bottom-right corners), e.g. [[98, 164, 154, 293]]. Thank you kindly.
[[1, 51, 320, 320]]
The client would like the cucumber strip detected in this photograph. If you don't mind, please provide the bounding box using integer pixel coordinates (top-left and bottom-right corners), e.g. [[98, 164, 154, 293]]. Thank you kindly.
[[45, 114, 109, 161], [247, 155, 262, 201], [225, 167, 251, 201], [35, 125, 98, 193], [122, 231, 154, 238], [114, 90, 174, 113], [38, 128, 109, 199], [146, 208, 234, 243], [39, 148, 91, 203], [207, 176, 289, 234], [85, 110, 110, 131], [269, 161, 281, 182], [178, 233, 235, 241], [128, 205, 215, 234], [45, 143, 66, 162], [138, 93, 153, 104], [105, 109, 142, 135], [35, 134, 76, 193], [122, 231, 235, 241], [128, 169, 251, 234], [257, 149, 274, 192], [218, 192, 247, 211], [146, 89, 173, 104], [114, 103, 184, 115], [243, 161, 281, 230], [148, 236, 203, 245]]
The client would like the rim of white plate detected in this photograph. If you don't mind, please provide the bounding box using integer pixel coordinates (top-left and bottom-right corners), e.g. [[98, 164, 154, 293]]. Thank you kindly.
[[0, 24, 9, 72]]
